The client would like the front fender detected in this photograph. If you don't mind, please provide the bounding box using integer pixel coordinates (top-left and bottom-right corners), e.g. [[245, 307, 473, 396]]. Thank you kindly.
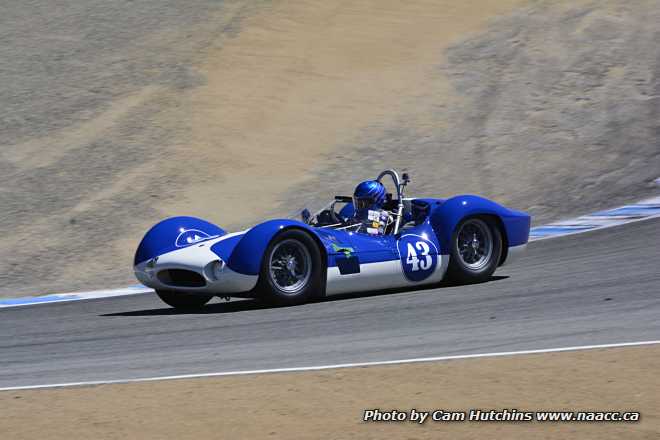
[[429, 195, 530, 252], [223, 219, 323, 275]]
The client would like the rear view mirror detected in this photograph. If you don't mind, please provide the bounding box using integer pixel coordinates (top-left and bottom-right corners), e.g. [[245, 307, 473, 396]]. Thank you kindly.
[[301, 208, 311, 224]]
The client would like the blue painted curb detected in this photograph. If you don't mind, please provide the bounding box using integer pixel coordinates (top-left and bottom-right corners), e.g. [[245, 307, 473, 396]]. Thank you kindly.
[[2, 194, 660, 308]]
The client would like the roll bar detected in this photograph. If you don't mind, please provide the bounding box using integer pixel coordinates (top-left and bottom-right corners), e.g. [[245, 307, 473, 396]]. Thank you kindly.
[[376, 169, 410, 234]]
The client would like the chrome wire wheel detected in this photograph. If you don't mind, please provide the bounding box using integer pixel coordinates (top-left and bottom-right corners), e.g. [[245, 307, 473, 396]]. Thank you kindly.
[[456, 218, 493, 271], [268, 239, 312, 295]]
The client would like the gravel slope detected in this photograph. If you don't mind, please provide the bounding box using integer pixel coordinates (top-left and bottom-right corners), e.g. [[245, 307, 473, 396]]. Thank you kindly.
[[1, 0, 659, 297], [0, 0, 262, 296], [285, 0, 660, 221]]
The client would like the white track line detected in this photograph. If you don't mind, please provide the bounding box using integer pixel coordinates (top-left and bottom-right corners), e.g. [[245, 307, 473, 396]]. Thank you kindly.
[[2, 340, 658, 391]]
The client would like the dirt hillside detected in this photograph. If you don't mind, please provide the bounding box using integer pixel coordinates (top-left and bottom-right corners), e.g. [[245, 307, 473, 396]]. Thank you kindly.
[[1, 0, 659, 296], [286, 0, 660, 222]]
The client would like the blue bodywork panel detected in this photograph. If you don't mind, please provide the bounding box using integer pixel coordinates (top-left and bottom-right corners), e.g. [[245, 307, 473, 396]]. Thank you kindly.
[[212, 219, 356, 275], [225, 220, 314, 275], [338, 202, 355, 219], [427, 195, 530, 252], [208, 234, 244, 262], [134, 216, 226, 266]]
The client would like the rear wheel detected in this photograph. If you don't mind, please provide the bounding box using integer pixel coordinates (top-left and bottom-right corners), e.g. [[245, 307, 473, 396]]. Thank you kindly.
[[258, 229, 323, 306], [447, 217, 502, 283], [155, 290, 213, 309]]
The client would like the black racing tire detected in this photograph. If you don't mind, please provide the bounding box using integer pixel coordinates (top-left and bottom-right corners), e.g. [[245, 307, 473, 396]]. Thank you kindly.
[[155, 290, 213, 309], [257, 229, 323, 306], [447, 216, 503, 284]]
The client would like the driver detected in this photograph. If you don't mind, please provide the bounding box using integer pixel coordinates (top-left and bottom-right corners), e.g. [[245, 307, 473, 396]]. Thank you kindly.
[[352, 180, 392, 235]]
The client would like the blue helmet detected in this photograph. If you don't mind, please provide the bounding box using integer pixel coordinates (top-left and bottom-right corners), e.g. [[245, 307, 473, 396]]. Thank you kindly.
[[353, 180, 386, 214]]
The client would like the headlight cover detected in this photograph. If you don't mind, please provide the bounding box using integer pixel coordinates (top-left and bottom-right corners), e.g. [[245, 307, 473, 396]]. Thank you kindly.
[[210, 259, 226, 281]]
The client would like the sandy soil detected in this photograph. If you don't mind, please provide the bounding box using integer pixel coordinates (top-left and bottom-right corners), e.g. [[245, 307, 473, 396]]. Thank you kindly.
[[2, 345, 657, 439], [173, 0, 527, 223], [4, 0, 659, 297], [285, 0, 660, 223], [0, 0, 525, 297]]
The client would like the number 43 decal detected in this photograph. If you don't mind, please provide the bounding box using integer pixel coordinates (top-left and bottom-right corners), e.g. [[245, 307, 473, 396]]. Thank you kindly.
[[398, 234, 438, 282], [406, 241, 431, 271]]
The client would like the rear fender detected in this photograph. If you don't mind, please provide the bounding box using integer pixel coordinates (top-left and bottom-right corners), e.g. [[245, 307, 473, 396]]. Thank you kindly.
[[429, 195, 530, 253]]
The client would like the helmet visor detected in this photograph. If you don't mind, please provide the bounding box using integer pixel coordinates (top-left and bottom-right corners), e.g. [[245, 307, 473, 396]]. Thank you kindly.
[[354, 196, 375, 211]]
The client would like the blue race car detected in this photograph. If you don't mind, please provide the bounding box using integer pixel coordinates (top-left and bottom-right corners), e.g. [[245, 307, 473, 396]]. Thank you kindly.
[[134, 169, 530, 308]]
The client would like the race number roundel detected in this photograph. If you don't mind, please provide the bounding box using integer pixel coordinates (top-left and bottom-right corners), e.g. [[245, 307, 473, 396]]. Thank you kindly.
[[397, 234, 438, 282]]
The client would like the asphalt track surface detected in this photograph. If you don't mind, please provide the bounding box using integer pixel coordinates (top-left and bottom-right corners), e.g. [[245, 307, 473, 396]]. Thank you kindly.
[[1, 218, 659, 389]]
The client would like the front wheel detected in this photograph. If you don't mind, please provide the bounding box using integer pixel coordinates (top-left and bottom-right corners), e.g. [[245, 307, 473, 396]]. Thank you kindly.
[[156, 290, 213, 309], [447, 217, 502, 284], [257, 229, 323, 306]]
